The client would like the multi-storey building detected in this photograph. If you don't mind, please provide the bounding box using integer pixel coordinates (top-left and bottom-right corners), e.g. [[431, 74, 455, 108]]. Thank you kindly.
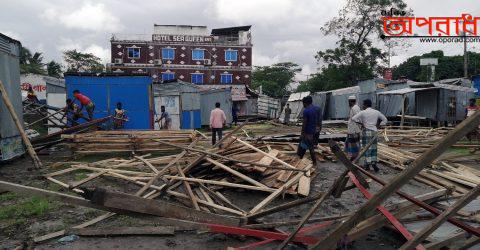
[[108, 24, 252, 102]]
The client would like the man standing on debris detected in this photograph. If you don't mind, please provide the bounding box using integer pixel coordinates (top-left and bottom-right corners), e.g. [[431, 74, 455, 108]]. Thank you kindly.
[[73, 90, 95, 121], [345, 95, 362, 160], [210, 102, 227, 146], [284, 104, 291, 125], [352, 99, 387, 172], [297, 96, 317, 165], [156, 105, 172, 130]]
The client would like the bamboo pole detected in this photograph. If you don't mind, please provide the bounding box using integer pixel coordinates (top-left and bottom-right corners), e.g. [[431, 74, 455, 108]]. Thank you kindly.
[[0, 80, 42, 168]]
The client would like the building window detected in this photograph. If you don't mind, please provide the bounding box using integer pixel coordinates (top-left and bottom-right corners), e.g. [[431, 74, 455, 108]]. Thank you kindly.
[[127, 47, 140, 58], [191, 73, 204, 84], [220, 74, 233, 84], [162, 73, 175, 81], [162, 48, 175, 60], [192, 49, 204, 60], [225, 50, 237, 61]]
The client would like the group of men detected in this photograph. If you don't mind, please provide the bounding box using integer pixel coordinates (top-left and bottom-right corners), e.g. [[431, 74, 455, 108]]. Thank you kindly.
[[345, 96, 387, 172], [297, 95, 387, 172], [63, 90, 127, 129]]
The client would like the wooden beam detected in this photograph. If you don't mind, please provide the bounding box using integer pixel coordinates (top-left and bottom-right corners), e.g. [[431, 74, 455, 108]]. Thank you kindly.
[[67, 226, 175, 236], [399, 184, 480, 250], [314, 110, 480, 250], [175, 163, 200, 210], [234, 137, 297, 170], [0, 80, 42, 168], [329, 140, 369, 188], [206, 157, 268, 188], [87, 187, 242, 226], [163, 176, 276, 192], [248, 163, 313, 215]]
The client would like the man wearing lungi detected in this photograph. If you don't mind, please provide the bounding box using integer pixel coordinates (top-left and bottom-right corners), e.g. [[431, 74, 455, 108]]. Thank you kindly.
[[345, 95, 362, 160], [352, 99, 387, 172]]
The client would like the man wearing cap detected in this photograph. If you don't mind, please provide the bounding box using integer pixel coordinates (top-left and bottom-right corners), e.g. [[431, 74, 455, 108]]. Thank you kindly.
[[345, 95, 361, 160]]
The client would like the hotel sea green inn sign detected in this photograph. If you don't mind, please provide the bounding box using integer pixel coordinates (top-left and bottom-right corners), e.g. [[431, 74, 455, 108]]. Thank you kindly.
[[152, 34, 214, 43]]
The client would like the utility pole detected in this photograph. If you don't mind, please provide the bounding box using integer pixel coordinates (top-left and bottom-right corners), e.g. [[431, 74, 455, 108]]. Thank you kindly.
[[464, 32, 468, 78]]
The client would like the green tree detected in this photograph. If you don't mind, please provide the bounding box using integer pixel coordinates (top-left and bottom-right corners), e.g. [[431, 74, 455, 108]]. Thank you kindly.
[[20, 47, 46, 74], [251, 62, 301, 97], [46, 60, 63, 78], [392, 50, 480, 81], [63, 49, 104, 73], [302, 0, 410, 92]]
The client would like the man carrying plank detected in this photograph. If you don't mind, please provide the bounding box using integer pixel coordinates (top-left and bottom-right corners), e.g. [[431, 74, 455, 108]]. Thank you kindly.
[[73, 90, 95, 121], [352, 99, 387, 172]]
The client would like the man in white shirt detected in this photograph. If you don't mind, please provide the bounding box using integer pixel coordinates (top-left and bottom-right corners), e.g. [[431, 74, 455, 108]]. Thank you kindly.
[[345, 95, 362, 160], [352, 99, 388, 172]]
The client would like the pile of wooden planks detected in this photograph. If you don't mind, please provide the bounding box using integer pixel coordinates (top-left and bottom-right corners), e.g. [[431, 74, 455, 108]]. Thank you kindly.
[[45, 133, 324, 221], [62, 130, 198, 155]]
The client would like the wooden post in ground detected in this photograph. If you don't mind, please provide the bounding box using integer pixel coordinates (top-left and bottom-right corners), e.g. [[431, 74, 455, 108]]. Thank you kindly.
[[312, 109, 480, 250], [399, 184, 480, 250], [0, 80, 42, 168]]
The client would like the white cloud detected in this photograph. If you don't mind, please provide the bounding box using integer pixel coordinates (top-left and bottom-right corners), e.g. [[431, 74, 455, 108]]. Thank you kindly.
[[57, 38, 109, 63], [40, 2, 123, 32], [84, 44, 110, 63]]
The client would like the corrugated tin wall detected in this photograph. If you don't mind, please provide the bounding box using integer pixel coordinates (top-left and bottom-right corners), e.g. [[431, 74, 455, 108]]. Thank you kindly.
[[257, 95, 281, 118], [200, 89, 233, 126], [0, 35, 25, 160], [65, 75, 153, 129]]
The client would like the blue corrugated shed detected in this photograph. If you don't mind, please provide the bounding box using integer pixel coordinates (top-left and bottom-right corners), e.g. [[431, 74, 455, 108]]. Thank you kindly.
[[65, 74, 153, 129]]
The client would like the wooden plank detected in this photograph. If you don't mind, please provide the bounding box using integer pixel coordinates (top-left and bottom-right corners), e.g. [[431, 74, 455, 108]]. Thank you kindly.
[[88, 187, 242, 226], [135, 156, 160, 174], [255, 149, 280, 172], [0, 80, 42, 168], [249, 163, 313, 215], [399, 184, 480, 250], [328, 140, 370, 188], [235, 138, 297, 170], [297, 170, 311, 196], [175, 163, 200, 210], [67, 226, 175, 236], [206, 157, 268, 188], [163, 176, 276, 192]]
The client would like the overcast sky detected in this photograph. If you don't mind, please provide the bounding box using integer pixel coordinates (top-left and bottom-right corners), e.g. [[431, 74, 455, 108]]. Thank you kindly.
[[1, 0, 480, 80]]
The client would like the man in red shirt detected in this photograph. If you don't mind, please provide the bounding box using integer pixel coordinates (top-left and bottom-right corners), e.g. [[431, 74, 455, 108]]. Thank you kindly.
[[73, 90, 95, 120]]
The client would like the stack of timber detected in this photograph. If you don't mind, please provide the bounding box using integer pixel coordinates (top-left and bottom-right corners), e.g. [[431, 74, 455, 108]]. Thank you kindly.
[[374, 127, 480, 196], [62, 130, 198, 155]]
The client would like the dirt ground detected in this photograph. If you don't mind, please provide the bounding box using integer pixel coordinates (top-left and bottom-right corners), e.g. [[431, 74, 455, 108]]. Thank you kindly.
[[0, 145, 439, 250]]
